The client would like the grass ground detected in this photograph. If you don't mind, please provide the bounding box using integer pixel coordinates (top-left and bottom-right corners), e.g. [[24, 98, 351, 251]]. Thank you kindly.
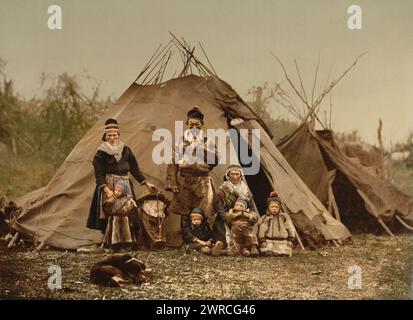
[[1, 234, 412, 300]]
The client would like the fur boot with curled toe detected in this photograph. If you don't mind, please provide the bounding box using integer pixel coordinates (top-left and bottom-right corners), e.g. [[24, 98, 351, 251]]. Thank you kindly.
[[227, 244, 240, 256], [211, 240, 225, 257], [241, 247, 251, 257], [200, 246, 212, 255], [250, 245, 259, 257]]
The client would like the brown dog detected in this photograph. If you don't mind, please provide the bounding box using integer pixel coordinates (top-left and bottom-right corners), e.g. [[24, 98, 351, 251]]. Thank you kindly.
[[90, 254, 146, 287]]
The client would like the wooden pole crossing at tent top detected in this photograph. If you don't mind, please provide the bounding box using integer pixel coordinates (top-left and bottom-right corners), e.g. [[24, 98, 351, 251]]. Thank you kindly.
[[270, 52, 367, 130], [134, 33, 217, 86]]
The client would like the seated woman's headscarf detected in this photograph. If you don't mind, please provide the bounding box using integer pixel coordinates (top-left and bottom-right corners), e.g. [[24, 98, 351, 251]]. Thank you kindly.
[[222, 164, 250, 198]]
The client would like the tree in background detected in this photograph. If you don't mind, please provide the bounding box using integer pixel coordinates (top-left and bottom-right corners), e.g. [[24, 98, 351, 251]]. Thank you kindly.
[[33, 72, 110, 167], [246, 83, 299, 142], [0, 58, 111, 197], [0, 58, 25, 155]]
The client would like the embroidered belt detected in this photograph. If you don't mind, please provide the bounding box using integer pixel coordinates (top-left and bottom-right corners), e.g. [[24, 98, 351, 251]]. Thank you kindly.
[[106, 174, 129, 179]]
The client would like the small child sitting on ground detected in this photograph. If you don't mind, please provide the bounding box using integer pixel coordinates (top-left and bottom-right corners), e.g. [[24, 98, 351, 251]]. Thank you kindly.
[[182, 207, 216, 255], [257, 191, 295, 257], [225, 197, 259, 257]]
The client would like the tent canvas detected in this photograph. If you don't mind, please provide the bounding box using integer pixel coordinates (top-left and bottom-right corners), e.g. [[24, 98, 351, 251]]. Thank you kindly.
[[10, 41, 351, 249], [277, 121, 413, 234]]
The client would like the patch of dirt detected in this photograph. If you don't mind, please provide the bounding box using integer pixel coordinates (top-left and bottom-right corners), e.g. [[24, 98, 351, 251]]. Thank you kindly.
[[1, 234, 412, 300]]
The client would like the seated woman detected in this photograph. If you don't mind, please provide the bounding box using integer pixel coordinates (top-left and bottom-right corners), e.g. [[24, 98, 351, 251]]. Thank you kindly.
[[213, 164, 256, 248], [257, 192, 295, 257], [87, 118, 158, 252]]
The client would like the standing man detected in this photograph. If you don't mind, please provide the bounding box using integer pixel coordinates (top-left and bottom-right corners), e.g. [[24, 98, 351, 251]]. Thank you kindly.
[[165, 107, 219, 244]]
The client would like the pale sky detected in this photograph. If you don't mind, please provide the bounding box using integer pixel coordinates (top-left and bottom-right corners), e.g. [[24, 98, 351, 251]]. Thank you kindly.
[[1, 0, 412, 147]]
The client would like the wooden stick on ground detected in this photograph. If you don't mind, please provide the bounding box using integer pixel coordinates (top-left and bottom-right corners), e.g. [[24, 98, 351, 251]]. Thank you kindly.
[[54, 250, 68, 265], [36, 241, 46, 251], [7, 232, 19, 248]]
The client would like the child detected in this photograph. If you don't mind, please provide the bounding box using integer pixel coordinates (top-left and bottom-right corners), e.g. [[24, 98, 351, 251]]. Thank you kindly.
[[102, 180, 138, 251], [225, 197, 259, 257], [103, 180, 137, 217], [257, 191, 295, 257], [182, 207, 216, 255]]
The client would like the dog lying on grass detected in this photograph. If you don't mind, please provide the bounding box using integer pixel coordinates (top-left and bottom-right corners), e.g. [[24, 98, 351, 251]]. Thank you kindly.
[[90, 254, 147, 287]]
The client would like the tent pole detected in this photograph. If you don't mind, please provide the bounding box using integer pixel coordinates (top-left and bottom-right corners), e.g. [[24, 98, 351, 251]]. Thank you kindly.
[[357, 188, 395, 238], [327, 188, 333, 214], [292, 222, 305, 251], [198, 41, 218, 76], [328, 185, 341, 222], [395, 215, 413, 232], [237, 160, 306, 251], [280, 203, 305, 251], [331, 239, 339, 247], [377, 218, 395, 238]]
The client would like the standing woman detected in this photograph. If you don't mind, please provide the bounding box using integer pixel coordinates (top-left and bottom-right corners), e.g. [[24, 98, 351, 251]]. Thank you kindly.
[[87, 118, 158, 251]]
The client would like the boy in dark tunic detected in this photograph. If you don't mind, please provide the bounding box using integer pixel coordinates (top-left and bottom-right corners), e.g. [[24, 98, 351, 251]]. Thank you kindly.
[[182, 207, 215, 255], [87, 118, 158, 251]]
